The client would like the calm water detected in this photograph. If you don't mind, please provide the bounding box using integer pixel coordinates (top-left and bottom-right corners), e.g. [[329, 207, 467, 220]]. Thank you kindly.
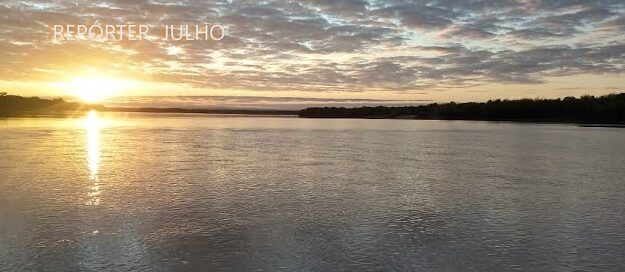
[[1, 112, 624, 272]]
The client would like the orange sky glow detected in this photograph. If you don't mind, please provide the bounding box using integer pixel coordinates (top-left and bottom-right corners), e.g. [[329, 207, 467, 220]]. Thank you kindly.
[[1, 1, 624, 108]]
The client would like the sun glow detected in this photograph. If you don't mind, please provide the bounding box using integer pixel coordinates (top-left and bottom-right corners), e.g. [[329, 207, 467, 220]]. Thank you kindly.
[[67, 76, 136, 103]]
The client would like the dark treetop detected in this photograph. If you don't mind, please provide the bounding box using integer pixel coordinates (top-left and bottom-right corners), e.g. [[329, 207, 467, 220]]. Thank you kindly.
[[299, 93, 625, 124]]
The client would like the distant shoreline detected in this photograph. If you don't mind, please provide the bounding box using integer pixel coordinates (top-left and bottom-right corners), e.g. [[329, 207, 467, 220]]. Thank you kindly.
[[299, 93, 625, 125], [0, 94, 298, 117], [2, 93, 624, 125], [102, 107, 299, 116]]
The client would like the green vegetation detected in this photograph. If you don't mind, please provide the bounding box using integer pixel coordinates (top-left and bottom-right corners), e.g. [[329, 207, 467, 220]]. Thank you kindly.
[[299, 93, 625, 124]]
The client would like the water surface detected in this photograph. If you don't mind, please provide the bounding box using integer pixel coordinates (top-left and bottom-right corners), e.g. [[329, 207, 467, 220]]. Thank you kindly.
[[1, 112, 624, 271]]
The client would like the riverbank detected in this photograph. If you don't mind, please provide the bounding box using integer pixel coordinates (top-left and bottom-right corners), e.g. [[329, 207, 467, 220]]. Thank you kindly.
[[3, 93, 624, 125], [298, 93, 625, 125]]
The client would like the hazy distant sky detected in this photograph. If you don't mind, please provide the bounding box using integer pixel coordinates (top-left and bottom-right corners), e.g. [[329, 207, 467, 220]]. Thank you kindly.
[[1, 0, 624, 107]]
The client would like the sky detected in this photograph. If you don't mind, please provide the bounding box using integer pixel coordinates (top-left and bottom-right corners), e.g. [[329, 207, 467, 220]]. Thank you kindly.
[[1, 0, 624, 109]]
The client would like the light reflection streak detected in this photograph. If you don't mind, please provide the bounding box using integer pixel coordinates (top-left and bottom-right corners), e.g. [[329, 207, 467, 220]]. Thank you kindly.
[[83, 110, 101, 206]]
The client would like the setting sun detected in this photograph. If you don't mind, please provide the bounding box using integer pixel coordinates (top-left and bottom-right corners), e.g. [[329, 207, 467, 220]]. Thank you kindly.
[[67, 76, 135, 103]]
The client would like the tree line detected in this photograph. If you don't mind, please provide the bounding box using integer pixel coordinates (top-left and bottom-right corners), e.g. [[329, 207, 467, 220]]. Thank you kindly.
[[0, 93, 295, 116], [299, 93, 625, 124], [0, 94, 103, 116], [3, 92, 624, 123]]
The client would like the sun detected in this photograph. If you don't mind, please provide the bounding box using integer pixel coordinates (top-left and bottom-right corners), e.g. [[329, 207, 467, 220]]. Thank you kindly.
[[68, 76, 133, 103]]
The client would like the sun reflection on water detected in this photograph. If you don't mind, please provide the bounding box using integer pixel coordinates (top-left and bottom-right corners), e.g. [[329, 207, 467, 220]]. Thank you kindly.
[[83, 110, 102, 206]]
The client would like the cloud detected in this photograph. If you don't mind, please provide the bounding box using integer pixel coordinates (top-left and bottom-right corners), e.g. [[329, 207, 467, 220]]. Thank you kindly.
[[101, 95, 432, 110], [0, 0, 624, 95]]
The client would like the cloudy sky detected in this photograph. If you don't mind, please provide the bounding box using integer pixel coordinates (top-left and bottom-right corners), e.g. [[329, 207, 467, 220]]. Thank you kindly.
[[1, 0, 624, 108]]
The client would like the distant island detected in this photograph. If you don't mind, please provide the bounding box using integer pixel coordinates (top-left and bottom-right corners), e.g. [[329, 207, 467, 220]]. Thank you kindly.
[[300, 93, 625, 124], [102, 107, 298, 116], [2, 92, 624, 124]]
